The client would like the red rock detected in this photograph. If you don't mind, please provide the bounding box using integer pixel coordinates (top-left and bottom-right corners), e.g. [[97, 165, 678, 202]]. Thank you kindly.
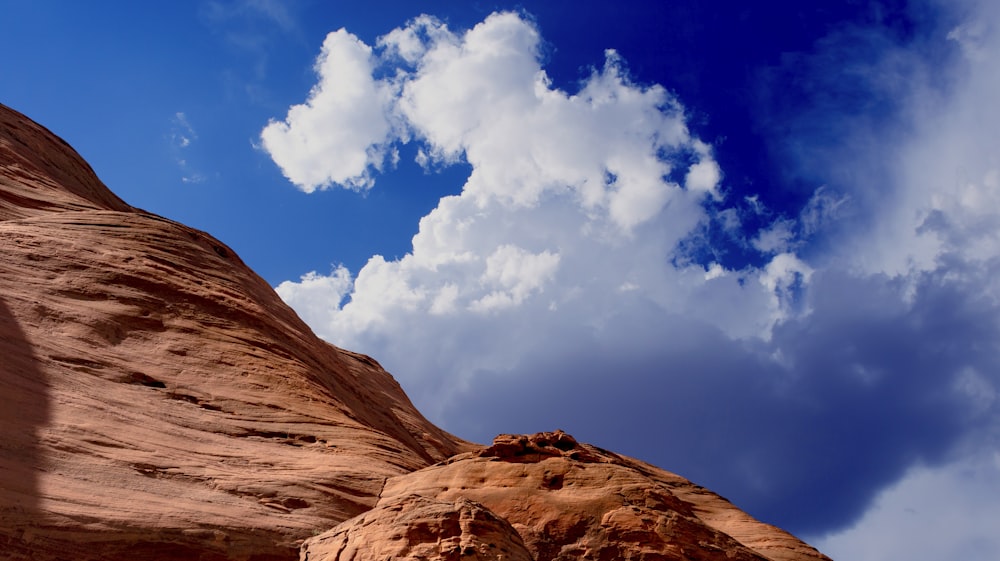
[[0, 105, 130, 220], [303, 494, 533, 561], [0, 104, 831, 561], [303, 431, 830, 561], [0, 103, 469, 560]]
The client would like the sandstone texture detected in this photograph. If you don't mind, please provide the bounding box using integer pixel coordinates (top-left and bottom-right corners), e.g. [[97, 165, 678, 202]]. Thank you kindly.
[[303, 432, 830, 561], [303, 494, 534, 561], [0, 103, 468, 560], [0, 103, 831, 561]]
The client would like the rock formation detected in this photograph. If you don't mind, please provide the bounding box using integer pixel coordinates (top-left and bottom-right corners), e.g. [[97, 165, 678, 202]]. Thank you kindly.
[[0, 103, 468, 560], [303, 432, 829, 561], [0, 103, 831, 560]]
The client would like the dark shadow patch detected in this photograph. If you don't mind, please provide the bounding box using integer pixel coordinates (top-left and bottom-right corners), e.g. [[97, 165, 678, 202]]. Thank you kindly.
[[126, 372, 167, 388], [212, 245, 229, 259], [0, 297, 51, 553]]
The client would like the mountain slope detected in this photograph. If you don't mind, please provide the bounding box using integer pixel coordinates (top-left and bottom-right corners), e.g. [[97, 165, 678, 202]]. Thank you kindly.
[[0, 103, 468, 560]]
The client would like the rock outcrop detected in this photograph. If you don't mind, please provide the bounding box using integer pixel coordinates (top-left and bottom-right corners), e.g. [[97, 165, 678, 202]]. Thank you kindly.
[[303, 494, 535, 561], [0, 103, 831, 561], [303, 431, 829, 561]]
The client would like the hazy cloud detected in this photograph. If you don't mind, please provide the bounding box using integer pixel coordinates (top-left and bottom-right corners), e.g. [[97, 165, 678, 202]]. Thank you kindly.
[[169, 112, 206, 184], [816, 451, 1000, 561], [200, 0, 304, 99], [171, 111, 197, 148], [759, 0, 1000, 540], [201, 0, 299, 35]]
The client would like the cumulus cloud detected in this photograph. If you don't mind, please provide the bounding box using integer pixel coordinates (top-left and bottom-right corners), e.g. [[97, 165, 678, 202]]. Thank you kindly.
[[274, 267, 352, 328], [266, 4, 1000, 541], [270, 11, 784, 363], [260, 29, 398, 192]]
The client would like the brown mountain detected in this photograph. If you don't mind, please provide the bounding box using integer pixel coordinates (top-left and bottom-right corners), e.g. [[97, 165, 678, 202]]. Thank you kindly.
[[0, 103, 831, 561]]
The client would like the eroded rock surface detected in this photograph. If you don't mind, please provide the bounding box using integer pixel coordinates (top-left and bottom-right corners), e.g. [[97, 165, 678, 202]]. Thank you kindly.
[[0, 103, 468, 560], [303, 494, 533, 561], [303, 432, 831, 561], [1, 103, 831, 561]]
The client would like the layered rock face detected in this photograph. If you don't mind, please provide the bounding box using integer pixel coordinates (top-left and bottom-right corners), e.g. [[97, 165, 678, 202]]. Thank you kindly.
[[0, 104, 468, 560], [0, 103, 830, 561]]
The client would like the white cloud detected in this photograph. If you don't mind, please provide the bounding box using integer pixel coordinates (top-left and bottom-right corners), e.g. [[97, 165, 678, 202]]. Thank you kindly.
[[469, 245, 560, 313], [759, 252, 813, 326], [274, 267, 352, 330], [752, 218, 796, 254], [263, 13, 796, 336], [685, 140, 722, 197], [260, 29, 398, 192], [265, 10, 793, 416]]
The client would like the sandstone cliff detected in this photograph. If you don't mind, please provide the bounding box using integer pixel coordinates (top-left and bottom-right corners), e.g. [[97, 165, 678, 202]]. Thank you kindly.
[[0, 103, 468, 560], [0, 103, 830, 561]]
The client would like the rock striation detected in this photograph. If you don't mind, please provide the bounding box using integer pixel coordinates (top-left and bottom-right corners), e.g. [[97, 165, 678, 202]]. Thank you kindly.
[[0, 103, 831, 561], [0, 103, 468, 560]]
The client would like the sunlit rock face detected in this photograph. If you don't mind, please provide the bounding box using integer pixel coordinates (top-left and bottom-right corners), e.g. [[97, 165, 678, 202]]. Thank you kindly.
[[303, 431, 831, 561], [0, 103, 828, 561], [0, 102, 467, 560]]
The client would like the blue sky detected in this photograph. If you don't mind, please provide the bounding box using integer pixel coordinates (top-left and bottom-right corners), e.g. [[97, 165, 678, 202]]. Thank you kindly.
[[3, 1, 1000, 559]]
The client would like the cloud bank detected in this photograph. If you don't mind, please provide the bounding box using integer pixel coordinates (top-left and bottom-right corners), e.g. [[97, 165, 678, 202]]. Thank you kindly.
[[263, 5, 1000, 543]]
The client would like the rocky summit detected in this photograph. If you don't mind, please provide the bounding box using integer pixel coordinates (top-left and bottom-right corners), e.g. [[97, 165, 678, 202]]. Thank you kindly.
[[0, 103, 831, 561]]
